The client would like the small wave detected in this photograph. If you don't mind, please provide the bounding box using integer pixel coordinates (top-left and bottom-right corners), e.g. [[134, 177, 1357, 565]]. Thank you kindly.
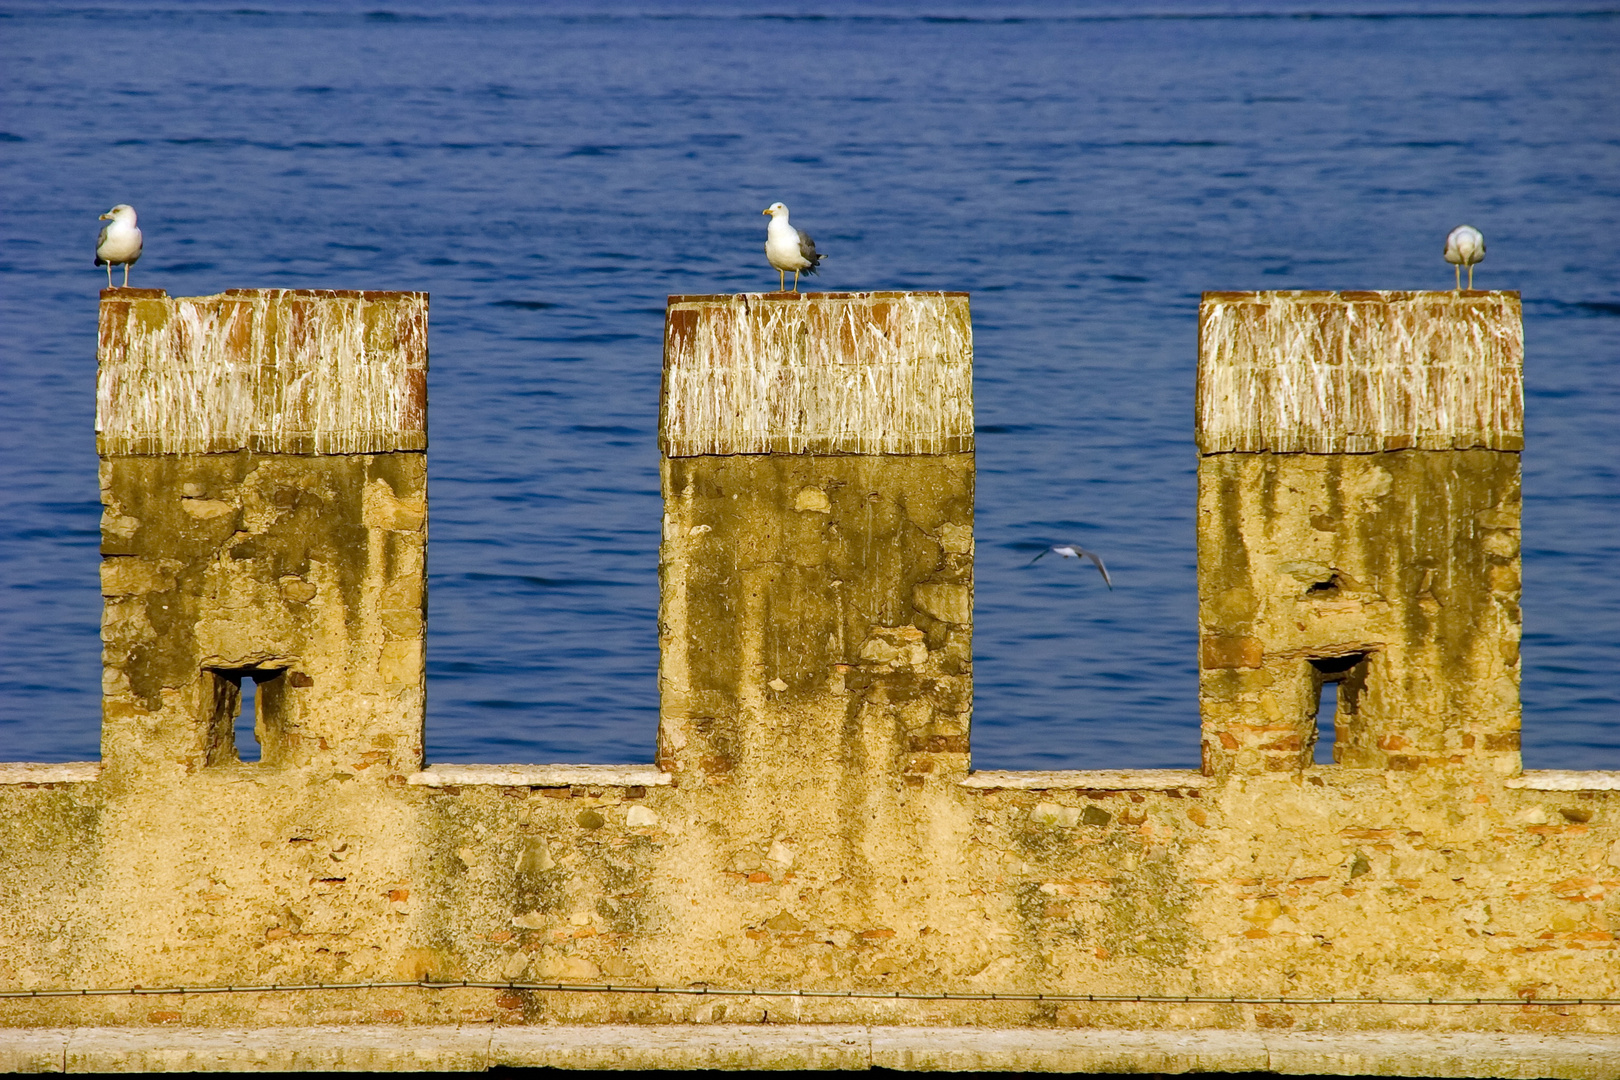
[[1565, 300, 1620, 317], [448, 571, 623, 590], [1114, 140, 1228, 148]]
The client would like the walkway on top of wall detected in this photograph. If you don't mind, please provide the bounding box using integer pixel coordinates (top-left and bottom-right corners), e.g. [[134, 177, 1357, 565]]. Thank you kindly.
[[4, 762, 1618, 792], [3, 1023, 1620, 1076]]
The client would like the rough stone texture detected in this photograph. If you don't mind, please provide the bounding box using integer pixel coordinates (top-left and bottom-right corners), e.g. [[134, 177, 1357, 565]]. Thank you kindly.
[[98, 451, 427, 783], [0, 291, 1617, 1076], [661, 291, 973, 457], [1197, 450, 1521, 776], [96, 289, 428, 456], [657, 453, 975, 791], [1197, 292, 1524, 781], [1197, 290, 1522, 454]]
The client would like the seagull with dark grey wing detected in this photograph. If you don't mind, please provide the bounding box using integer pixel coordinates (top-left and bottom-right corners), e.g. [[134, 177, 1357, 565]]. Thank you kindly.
[[95, 204, 143, 288], [763, 202, 823, 292], [1026, 543, 1113, 590], [1443, 224, 1485, 290]]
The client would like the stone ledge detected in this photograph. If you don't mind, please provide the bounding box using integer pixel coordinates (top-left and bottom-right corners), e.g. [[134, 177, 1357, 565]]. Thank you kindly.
[[407, 764, 672, 788], [1507, 770, 1620, 791], [0, 762, 101, 785], [3, 1025, 1619, 1075], [1197, 290, 1523, 454], [962, 769, 1205, 791]]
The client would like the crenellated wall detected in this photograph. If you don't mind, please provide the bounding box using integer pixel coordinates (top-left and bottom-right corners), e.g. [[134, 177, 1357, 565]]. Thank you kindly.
[[0, 288, 1617, 1076]]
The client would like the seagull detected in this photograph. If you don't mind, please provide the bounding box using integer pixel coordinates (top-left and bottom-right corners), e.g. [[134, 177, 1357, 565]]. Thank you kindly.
[[1443, 224, 1484, 290], [95, 204, 143, 288], [1026, 543, 1113, 590], [762, 202, 823, 292]]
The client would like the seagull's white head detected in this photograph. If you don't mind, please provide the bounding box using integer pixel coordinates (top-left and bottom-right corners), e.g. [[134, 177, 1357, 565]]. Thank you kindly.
[[763, 202, 789, 219], [100, 204, 137, 224]]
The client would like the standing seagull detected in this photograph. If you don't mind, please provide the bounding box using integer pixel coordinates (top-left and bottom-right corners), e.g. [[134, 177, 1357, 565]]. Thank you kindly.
[[95, 205, 143, 288], [1026, 543, 1113, 590], [1443, 224, 1485, 290], [762, 202, 823, 292]]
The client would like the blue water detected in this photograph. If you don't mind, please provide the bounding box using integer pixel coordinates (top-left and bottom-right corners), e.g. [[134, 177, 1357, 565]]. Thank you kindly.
[[1, 1, 1616, 769]]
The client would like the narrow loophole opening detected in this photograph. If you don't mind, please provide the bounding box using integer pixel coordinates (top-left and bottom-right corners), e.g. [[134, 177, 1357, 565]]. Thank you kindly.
[[1309, 652, 1369, 766], [207, 667, 285, 766]]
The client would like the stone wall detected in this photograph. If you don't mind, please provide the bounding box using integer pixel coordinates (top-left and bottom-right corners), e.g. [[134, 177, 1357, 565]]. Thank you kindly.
[[0, 288, 1616, 1076]]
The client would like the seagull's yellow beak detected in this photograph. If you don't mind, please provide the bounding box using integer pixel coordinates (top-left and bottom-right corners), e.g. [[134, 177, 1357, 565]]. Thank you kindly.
[[99, 212, 111, 220], [762, 208, 771, 216]]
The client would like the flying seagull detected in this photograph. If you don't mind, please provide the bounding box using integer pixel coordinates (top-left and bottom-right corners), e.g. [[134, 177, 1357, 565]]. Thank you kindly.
[[763, 202, 823, 292], [1443, 224, 1484, 290], [1026, 543, 1113, 590], [95, 204, 143, 288]]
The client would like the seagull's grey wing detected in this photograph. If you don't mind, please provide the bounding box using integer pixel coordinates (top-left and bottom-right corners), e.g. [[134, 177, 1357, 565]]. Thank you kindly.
[[1082, 549, 1113, 590], [94, 222, 110, 265], [797, 228, 823, 271], [1025, 548, 1050, 567]]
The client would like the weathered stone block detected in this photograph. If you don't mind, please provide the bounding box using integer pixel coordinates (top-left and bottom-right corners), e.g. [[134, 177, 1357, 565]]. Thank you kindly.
[[95, 291, 429, 782], [658, 292, 975, 793], [1197, 292, 1523, 777]]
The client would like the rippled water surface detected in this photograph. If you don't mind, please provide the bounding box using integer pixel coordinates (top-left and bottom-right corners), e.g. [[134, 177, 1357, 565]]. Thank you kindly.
[[1, 1, 1616, 768]]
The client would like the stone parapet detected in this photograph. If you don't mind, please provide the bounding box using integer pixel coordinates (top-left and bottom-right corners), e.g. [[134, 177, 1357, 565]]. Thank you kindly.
[[657, 292, 976, 848], [1197, 291, 1522, 777], [95, 290, 427, 782]]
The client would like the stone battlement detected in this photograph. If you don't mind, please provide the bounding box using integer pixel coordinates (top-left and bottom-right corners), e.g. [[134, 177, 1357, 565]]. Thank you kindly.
[[0, 289, 1616, 1076]]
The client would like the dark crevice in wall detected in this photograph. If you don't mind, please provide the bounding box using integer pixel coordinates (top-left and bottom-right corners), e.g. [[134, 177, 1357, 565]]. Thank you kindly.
[[206, 667, 285, 766]]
